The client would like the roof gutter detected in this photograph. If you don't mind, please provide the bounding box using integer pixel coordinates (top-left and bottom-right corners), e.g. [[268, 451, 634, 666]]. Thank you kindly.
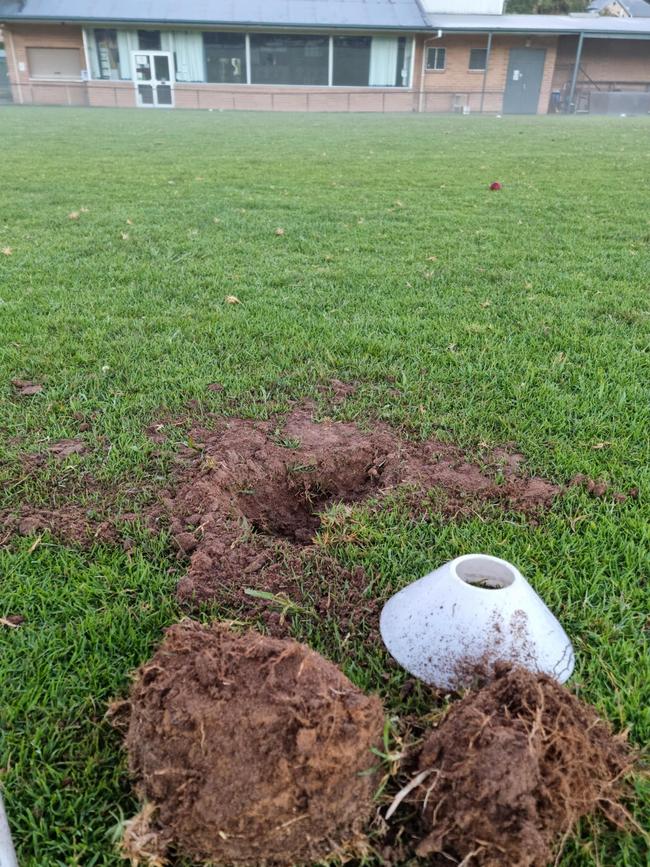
[[423, 25, 650, 38]]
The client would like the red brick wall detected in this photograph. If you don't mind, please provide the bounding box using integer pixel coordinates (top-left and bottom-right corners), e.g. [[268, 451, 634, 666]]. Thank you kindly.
[[552, 35, 650, 92], [417, 33, 558, 114], [4, 24, 87, 104]]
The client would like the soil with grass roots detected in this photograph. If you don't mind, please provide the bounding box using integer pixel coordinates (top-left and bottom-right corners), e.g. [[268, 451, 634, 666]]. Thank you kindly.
[[117, 621, 385, 866]]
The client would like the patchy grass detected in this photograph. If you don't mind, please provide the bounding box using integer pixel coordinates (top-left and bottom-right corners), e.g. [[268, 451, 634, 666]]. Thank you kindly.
[[0, 107, 649, 866]]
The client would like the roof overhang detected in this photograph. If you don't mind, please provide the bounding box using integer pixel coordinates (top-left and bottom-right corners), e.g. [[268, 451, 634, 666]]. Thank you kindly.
[[0, 19, 430, 31], [425, 14, 650, 38]]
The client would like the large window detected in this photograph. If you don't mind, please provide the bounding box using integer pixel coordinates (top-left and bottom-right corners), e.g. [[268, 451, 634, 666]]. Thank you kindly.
[[333, 36, 370, 86], [83, 29, 414, 88], [204, 32, 246, 83], [333, 36, 410, 87], [250, 34, 329, 85], [426, 47, 446, 71], [27, 47, 82, 80], [469, 48, 488, 71], [94, 29, 120, 80]]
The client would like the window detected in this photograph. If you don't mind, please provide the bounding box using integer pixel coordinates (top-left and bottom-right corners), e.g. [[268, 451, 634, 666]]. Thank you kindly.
[[204, 32, 246, 83], [469, 48, 488, 71], [138, 30, 161, 51], [333, 37, 371, 86], [250, 34, 328, 85], [333, 36, 409, 87], [94, 29, 120, 80], [27, 47, 82, 80], [426, 47, 446, 71]]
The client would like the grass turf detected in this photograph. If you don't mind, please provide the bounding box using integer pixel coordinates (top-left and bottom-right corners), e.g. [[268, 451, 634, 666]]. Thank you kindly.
[[0, 106, 649, 866]]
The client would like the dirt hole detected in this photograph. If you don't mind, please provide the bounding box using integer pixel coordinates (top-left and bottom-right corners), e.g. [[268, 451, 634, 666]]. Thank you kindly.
[[155, 406, 559, 608]]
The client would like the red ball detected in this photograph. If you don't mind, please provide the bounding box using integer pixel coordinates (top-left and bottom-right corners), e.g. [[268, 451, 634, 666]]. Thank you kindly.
[[489, 182, 502, 191]]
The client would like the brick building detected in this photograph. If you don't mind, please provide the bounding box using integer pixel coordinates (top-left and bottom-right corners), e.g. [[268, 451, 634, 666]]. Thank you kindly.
[[0, 1, 648, 113]]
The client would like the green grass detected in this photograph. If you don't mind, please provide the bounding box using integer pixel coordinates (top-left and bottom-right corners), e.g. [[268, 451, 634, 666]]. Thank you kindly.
[[0, 107, 649, 866]]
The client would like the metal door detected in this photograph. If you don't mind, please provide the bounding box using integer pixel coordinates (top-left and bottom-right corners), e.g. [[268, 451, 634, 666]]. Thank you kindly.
[[0, 47, 12, 103], [132, 51, 174, 107], [503, 49, 546, 115]]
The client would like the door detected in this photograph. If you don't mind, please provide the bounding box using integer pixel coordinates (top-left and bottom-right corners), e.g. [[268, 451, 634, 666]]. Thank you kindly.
[[132, 51, 174, 107], [0, 46, 12, 103], [503, 49, 546, 115]]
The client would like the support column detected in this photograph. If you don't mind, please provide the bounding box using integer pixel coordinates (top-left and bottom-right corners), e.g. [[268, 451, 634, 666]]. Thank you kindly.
[[567, 32, 585, 112], [479, 32, 493, 114]]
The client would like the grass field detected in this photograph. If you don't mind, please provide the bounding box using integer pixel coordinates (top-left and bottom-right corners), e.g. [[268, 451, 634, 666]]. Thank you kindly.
[[0, 106, 649, 866]]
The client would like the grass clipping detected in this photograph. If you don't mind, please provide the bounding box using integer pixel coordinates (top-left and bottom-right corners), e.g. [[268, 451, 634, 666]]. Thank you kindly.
[[412, 665, 637, 866], [116, 621, 384, 866]]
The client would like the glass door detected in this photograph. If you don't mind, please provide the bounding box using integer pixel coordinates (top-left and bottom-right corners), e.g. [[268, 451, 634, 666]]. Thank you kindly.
[[132, 51, 174, 107]]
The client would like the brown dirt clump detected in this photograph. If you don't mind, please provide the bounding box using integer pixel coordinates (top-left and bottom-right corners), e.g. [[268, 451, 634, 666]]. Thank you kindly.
[[158, 406, 559, 605], [10, 379, 43, 396], [118, 620, 385, 866], [411, 665, 635, 867], [0, 503, 137, 548]]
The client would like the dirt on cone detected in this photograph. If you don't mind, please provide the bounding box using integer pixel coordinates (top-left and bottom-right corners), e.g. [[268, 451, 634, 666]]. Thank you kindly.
[[118, 621, 385, 866], [412, 666, 634, 867]]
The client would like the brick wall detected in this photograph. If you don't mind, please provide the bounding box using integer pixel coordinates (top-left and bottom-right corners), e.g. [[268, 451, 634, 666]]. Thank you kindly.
[[4, 24, 87, 104], [553, 35, 650, 92], [418, 33, 558, 114]]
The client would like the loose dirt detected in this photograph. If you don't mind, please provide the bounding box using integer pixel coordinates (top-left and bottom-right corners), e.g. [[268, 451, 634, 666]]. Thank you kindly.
[[156, 406, 559, 609], [10, 379, 43, 396], [411, 665, 635, 867], [117, 621, 385, 866]]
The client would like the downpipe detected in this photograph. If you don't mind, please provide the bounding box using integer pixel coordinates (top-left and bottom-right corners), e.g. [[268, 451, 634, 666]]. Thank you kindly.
[[418, 30, 443, 114]]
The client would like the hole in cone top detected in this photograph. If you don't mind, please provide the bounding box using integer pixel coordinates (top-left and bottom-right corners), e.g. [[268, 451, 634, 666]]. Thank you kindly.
[[454, 555, 515, 590]]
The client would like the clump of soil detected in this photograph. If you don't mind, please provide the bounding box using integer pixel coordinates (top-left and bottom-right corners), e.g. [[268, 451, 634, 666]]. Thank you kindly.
[[117, 621, 385, 866], [2, 505, 123, 547], [159, 406, 559, 605], [411, 665, 634, 866], [10, 379, 43, 396]]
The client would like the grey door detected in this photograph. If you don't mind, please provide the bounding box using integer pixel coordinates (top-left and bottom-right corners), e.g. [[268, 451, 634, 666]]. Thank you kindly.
[[0, 47, 12, 103], [503, 49, 546, 115]]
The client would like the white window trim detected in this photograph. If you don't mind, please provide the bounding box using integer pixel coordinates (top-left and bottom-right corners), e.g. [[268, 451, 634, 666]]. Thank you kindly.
[[28, 75, 85, 81], [425, 46, 446, 72], [81, 27, 92, 79], [408, 36, 416, 88], [245, 33, 251, 84], [328, 35, 333, 86]]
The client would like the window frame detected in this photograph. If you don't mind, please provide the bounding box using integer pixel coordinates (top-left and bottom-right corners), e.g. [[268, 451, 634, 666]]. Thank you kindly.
[[425, 46, 446, 72], [468, 48, 488, 72]]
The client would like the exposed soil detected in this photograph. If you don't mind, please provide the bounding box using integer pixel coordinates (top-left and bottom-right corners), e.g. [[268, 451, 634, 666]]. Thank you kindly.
[[155, 406, 559, 608], [46, 438, 87, 458], [411, 665, 634, 867], [2, 506, 125, 547], [10, 379, 43, 396], [117, 620, 385, 866]]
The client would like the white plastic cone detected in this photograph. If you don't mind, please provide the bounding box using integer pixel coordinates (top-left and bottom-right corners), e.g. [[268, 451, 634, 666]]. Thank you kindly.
[[380, 554, 574, 690]]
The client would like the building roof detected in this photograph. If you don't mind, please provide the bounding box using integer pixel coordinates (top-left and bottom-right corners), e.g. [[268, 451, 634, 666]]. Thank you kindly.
[[425, 12, 650, 36], [0, 0, 429, 30], [589, 0, 650, 15]]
